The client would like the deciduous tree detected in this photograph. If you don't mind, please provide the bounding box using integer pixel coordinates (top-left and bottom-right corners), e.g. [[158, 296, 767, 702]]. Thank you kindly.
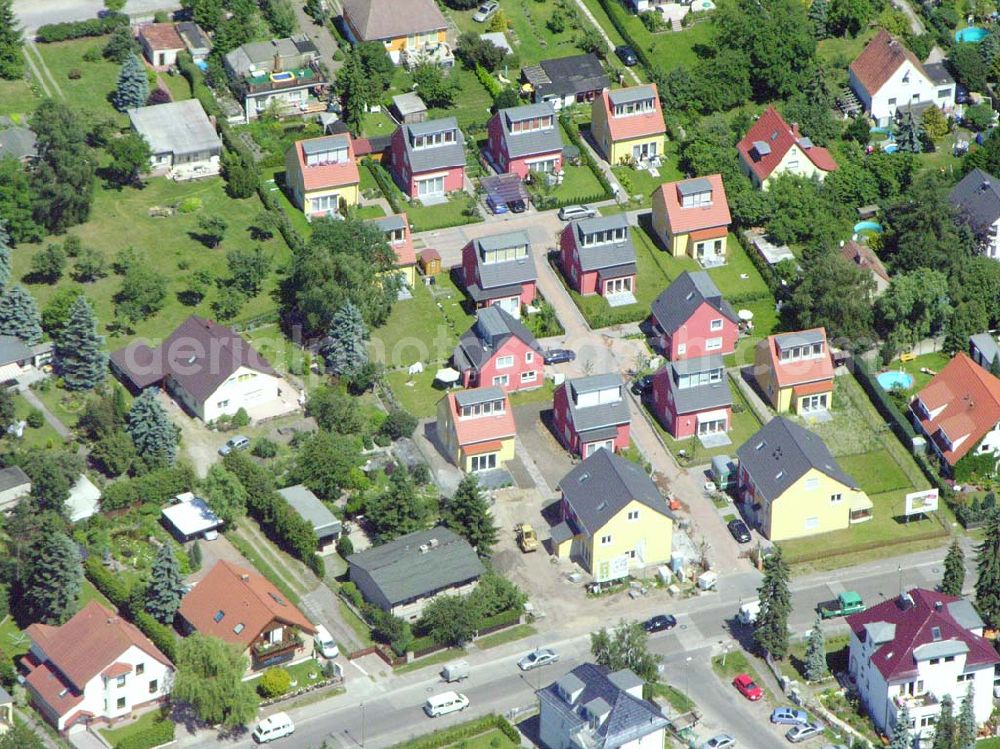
[[226, 245, 271, 297], [105, 132, 151, 188], [784, 248, 876, 345], [114, 264, 167, 328], [443, 474, 498, 557], [412, 62, 458, 107], [293, 431, 363, 499], [875, 269, 950, 349], [201, 464, 247, 527], [197, 214, 228, 248], [755, 546, 791, 659], [55, 296, 107, 391], [591, 619, 661, 682], [173, 634, 259, 728], [418, 594, 477, 646], [29, 242, 66, 283], [305, 384, 365, 435], [31, 100, 95, 233], [145, 543, 185, 624], [0, 284, 42, 344]]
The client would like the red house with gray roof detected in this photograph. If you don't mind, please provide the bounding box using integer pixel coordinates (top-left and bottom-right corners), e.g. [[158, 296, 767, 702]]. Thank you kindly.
[[22, 602, 174, 733], [486, 102, 564, 180], [552, 374, 631, 457], [452, 306, 544, 392], [559, 214, 637, 300], [910, 352, 1000, 473], [460, 230, 537, 317], [649, 271, 739, 360], [846, 589, 999, 742], [737, 107, 838, 190], [390, 117, 466, 199]]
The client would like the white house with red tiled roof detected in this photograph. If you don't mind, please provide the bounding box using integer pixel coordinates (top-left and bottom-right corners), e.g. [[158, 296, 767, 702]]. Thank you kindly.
[[910, 352, 1000, 474], [846, 589, 999, 745], [21, 602, 174, 734], [849, 30, 955, 128], [737, 107, 838, 190]]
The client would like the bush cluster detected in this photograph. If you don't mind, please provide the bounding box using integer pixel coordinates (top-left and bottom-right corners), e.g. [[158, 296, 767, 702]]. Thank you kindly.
[[37, 14, 129, 42]]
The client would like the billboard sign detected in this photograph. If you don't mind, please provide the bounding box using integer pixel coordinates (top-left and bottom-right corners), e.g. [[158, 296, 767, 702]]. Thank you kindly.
[[904, 489, 939, 516]]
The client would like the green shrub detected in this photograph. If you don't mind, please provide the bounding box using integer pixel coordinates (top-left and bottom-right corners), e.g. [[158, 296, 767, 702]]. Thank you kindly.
[[495, 718, 520, 744], [232, 408, 250, 428], [26, 409, 44, 429], [341, 581, 364, 609], [258, 666, 292, 698], [252, 437, 279, 458], [336, 535, 354, 558], [177, 197, 203, 213], [113, 714, 175, 749], [37, 14, 128, 42]]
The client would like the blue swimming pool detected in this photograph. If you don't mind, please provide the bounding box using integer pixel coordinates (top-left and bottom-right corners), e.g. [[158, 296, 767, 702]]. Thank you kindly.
[[854, 220, 883, 234], [956, 26, 989, 43], [877, 371, 914, 390]]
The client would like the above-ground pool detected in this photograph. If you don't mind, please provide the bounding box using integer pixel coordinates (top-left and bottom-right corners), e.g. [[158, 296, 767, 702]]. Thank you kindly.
[[854, 220, 883, 235], [956, 26, 989, 43], [877, 370, 914, 390]]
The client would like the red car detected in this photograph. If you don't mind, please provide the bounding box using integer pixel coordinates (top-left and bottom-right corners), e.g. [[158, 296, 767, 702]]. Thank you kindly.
[[732, 673, 763, 701]]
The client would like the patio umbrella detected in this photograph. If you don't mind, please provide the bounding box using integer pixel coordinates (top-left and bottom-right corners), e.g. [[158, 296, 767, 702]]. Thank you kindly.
[[738, 309, 754, 321], [435, 367, 461, 385]]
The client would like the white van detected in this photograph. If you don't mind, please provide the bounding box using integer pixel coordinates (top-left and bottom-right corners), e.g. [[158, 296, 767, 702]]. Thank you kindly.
[[424, 691, 470, 717], [314, 624, 339, 659], [738, 599, 761, 625], [252, 712, 295, 743]]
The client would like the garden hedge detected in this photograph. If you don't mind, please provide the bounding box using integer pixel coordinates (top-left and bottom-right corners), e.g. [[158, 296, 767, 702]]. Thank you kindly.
[[112, 716, 175, 749], [37, 14, 129, 42]]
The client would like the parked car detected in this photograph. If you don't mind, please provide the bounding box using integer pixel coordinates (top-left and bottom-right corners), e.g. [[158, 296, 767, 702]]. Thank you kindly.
[[252, 712, 295, 742], [218, 435, 250, 456], [642, 614, 677, 633], [558, 204, 597, 221], [631, 374, 653, 395], [731, 673, 762, 701], [727, 518, 752, 544], [544, 349, 576, 364], [818, 591, 865, 619], [518, 648, 559, 671], [473, 0, 500, 22], [786, 723, 823, 743], [615, 45, 639, 66], [507, 198, 526, 213], [701, 735, 735, 749], [424, 691, 469, 717], [770, 707, 809, 726]]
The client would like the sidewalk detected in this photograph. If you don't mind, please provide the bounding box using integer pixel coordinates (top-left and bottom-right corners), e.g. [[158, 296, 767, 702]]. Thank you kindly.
[[20, 386, 72, 439]]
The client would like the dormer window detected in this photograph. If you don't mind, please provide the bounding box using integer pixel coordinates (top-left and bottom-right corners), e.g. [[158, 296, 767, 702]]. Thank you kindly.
[[481, 243, 528, 264], [460, 399, 506, 419], [304, 140, 349, 166], [385, 227, 405, 244], [680, 189, 712, 208], [580, 227, 627, 247], [412, 129, 456, 149], [613, 98, 653, 117], [777, 341, 824, 362], [509, 115, 553, 134]]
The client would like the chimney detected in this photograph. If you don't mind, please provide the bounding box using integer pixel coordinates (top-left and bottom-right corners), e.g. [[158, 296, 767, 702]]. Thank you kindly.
[[934, 601, 943, 610], [241, 574, 250, 582]]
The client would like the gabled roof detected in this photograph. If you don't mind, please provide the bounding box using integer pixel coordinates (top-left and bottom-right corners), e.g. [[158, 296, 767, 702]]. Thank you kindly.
[[348, 527, 485, 606], [522, 54, 609, 100], [468, 230, 536, 298], [656, 355, 733, 415], [559, 450, 672, 536], [736, 417, 857, 501], [444, 386, 516, 446], [736, 107, 838, 183], [494, 102, 564, 159], [850, 30, 927, 97], [0, 125, 36, 161], [0, 333, 32, 366], [26, 602, 172, 693], [292, 135, 360, 192], [561, 374, 630, 434], [110, 315, 278, 401], [759, 327, 834, 388], [139, 23, 185, 51], [563, 214, 636, 272], [655, 174, 731, 236], [370, 212, 417, 268], [840, 240, 890, 284], [846, 589, 1000, 682], [537, 663, 668, 749], [129, 99, 221, 158], [913, 352, 1000, 465], [176, 21, 210, 51], [178, 561, 316, 647], [342, 0, 447, 41], [598, 84, 666, 142], [650, 271, 738, 335], [397, 117, 465, 174], [453, 306, 542, 373], [949, 167, 1000, 236]]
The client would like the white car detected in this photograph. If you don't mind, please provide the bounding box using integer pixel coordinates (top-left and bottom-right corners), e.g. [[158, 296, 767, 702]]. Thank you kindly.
[[472, 0, 499, 21], [518, 648, 559, 671], [702, 735, 735, 749], [558, 204, 597, 221]]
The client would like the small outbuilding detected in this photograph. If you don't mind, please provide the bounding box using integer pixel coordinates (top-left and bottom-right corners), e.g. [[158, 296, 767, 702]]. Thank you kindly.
[[419, 248, 441, 276], [0, 466, 30, 512], [161, 492, 223, 542], [138, 23, 185, 69], [392, 92, 427, 124], [278, 484, 342, 554], [129, 99, 222, 181]]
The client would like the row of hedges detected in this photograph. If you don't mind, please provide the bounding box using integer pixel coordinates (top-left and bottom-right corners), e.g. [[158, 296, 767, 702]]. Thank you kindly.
[[100, 464, 198, 512], [385, 715, 519, 749], [36, 13, 128, 42], [85, 556, 178, 662], [111, 714, 175, 749], [177, 52, 221, 119], [592, 0, 655, 73], [363, 158, 403, 215], [734, 230, 780, 294], [954, 492, 996, 529], [559, 115, 615, 201], [531, 188, 611, 212], [223, 451, 324, 577]]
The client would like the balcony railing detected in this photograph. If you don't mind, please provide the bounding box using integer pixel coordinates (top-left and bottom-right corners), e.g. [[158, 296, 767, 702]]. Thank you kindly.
[[251, 632, 304, 659], [893, 692, 939, 710]]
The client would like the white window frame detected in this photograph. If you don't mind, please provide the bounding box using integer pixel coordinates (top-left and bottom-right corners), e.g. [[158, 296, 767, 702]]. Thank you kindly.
[[520, 370, 537, 383], [627, 510, 639, 520], [705, 337, 723, 351], [677, 343, 686, 355], [492, 374, 509, 386], [496, 355, 514, 369], [831, 493, 843, 504], [600, 534, 612, 545], [710, 318, 723, 331]]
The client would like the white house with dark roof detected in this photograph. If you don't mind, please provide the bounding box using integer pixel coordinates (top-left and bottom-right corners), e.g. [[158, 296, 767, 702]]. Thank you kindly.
[[129, 99, 222, 181], [109, 315, 298, 422], [950, 168, 1000, 260], [347, 527, 485, 621], [538, 663, 668, 749], [278, 484, 342, 554], [847, 589, 1000, 744]]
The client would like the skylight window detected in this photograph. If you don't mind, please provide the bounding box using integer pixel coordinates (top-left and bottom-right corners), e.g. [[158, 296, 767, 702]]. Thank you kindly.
[[213, 610, 225, 623], [234, 623, 245, 635], [268, 592, 286, 606]]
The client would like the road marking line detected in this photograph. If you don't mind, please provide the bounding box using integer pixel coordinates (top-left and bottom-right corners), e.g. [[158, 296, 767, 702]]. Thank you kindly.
[[351, 660, 369, 676]]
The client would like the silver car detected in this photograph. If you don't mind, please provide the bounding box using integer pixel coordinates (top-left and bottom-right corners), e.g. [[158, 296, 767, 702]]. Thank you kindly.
[[558, 204, 597, 221], [473, 1, 499, 22], [218, 434, 250, 455], [702, 735, 735, 749], [518, 648, 559, 671], [786, 723, 823, 743]]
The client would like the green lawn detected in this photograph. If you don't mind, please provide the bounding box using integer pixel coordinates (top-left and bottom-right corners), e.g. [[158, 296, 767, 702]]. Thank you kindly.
[[705, 237, 772, 303], [12, 176, 290, 349], [362, 110, 396, 138], [429, 67, 494, 131], [28, 380, 100, 432], [711, 650, 772, 703], [12, 392, 66, 449], [646, 682, 697, 714], [34, 36, 128, 126], [0, 74, 39, 118], [99, 709, 173, 748], [262, 166, 314, 238], [406, 194, 483, 233], [337, 599, 374, 648], [353, 204, 387, 220], [0, 616, 29, 658], [474, 623, 537, 649], [549, 161, 606, 203], [894, 350, 951, 393], [611, 150, 685, 209], [838, 450, 913, 495], [159, 70, 192, 103], [394, 646, 466, 674], [817, 28, 878, 78], [386, 369, 451, 418], [778, 634, 850, 685]]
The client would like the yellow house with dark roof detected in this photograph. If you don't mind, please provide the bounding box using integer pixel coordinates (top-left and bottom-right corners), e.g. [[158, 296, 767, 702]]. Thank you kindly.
[[342, 0, 447, 57]]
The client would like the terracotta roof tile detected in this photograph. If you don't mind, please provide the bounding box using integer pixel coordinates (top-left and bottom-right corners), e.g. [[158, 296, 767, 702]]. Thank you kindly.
[[762, 327, 834, 388], [737, 107, 838, 182], [178, 561, 316, 648], [655, 174, 731, 235], [446, 391, 516, 447], [850, 30, 925, 97], [599, 85, 666, 142], [913, 352, 1000, 465], [139, 23, 184, 51]]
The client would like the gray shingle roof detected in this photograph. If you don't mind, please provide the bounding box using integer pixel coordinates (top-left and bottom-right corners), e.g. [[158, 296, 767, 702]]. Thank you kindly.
[[129, 99, 221, 158], [277, 484, 342, 537], [677, 177, 712, 197], [0, 465, 29, 494], [664, 357, 733, 414], [472, 231, 536, 293], [224, 35, 318, 76], [302, 135, 349, 155], [373, 214, 407, 233], [400, 118, 466, 173], [559, 450, 670, 536], [568, 215, 636, 272], [0, 126, 36, 161], [608, 85, 656, 106], [950, 168, 1000, 237], [455, 386, 505, 408], [453, 306, 541, 372], [392, 92, 427, 117], [736, 417, 857, 501], [347, 527, 485, 606], [537, 663, 668, 749], [498, 103, 564, 159], [523, 54, 610, 100], [0, 334, 31, 367], [947, 600, 985, 630], [774, 329, 825, 349], [650, 271, 737, 335], [923, 62, 954, 86], [566, 375, 630, 433]]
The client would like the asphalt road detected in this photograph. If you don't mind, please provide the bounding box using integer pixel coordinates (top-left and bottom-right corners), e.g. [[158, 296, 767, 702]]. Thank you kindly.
[[176, 541, 966, 749], [14, 0, 180, 32]]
